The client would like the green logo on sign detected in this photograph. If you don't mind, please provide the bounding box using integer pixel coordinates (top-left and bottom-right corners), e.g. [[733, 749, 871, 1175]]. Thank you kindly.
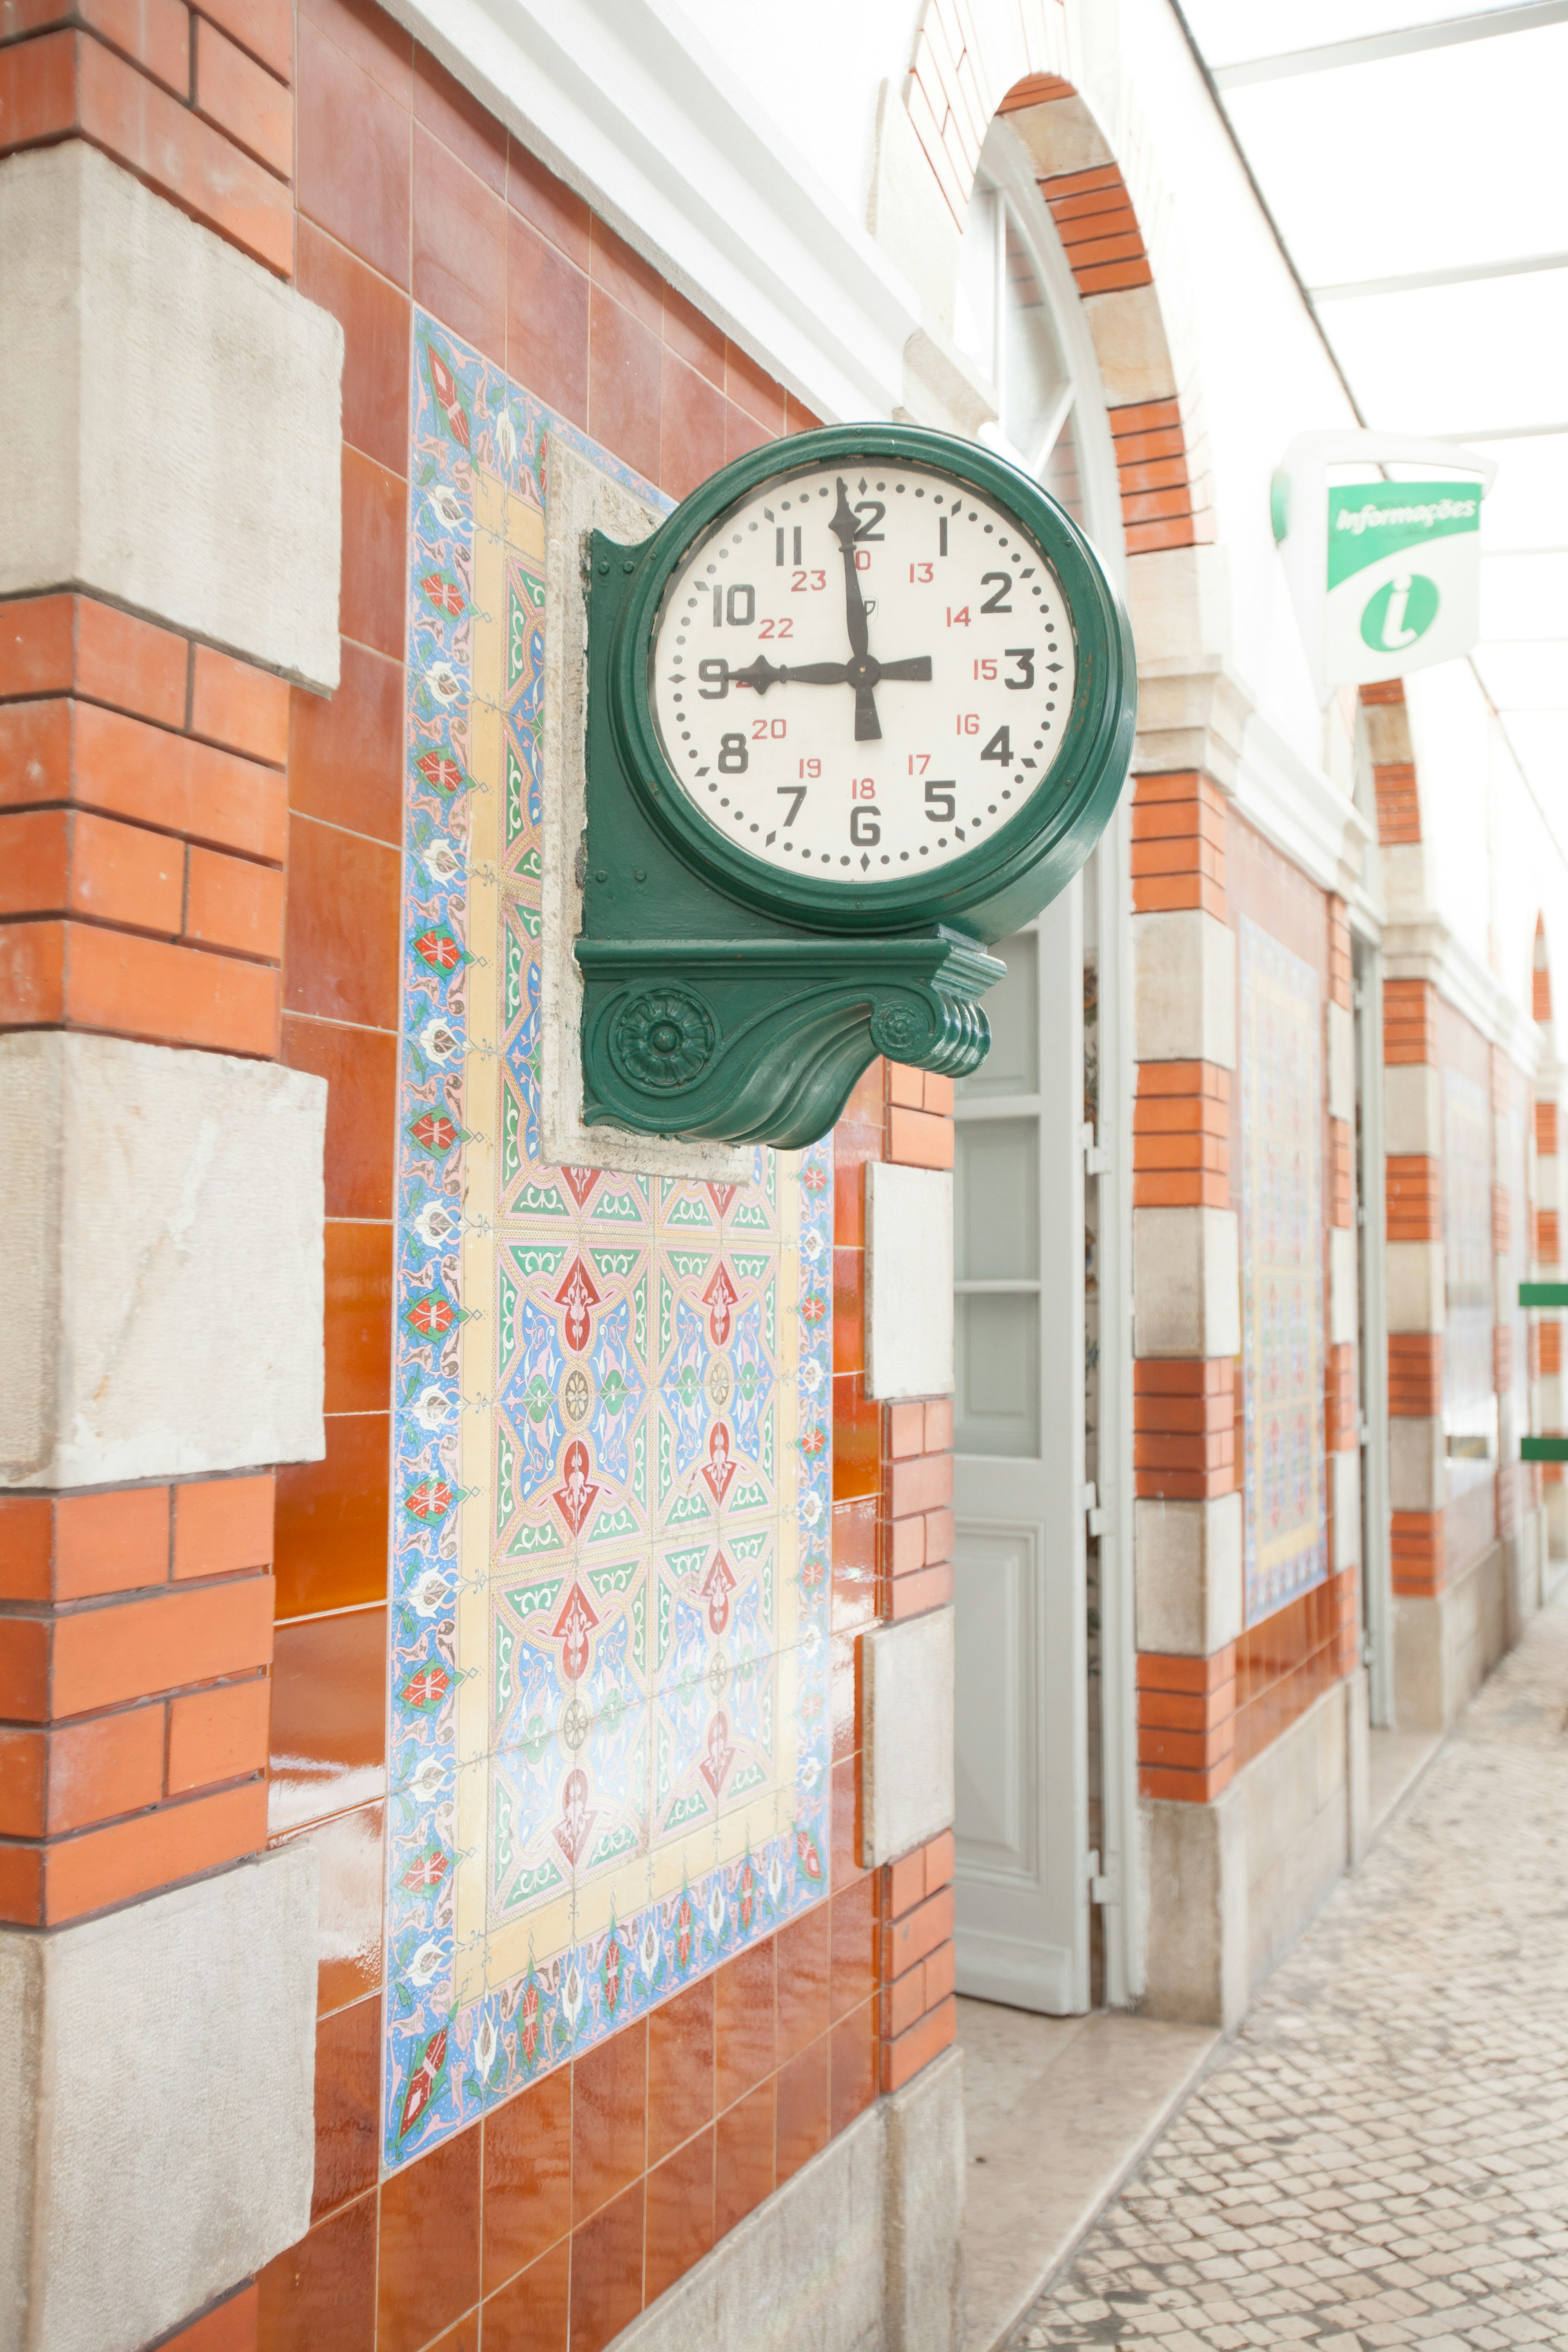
[[1359, 571, 1440, 653]]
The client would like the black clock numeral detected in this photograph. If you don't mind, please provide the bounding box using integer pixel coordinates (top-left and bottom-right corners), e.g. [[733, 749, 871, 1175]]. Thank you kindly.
[[980, 573, 1013, 613], [711, 584, 756, 626], [777, 786, 807, 826], [697, 659, 729, 699], [852, 501, 886, 542], [775, 526, 803, 566], [939, 515, 949, 557], [924, 780, 956, 822], [980, 727, 1011, 765], [850, 806, 881, 846], [717, 733, 749, 773], [1004, 647, 1035, 689]]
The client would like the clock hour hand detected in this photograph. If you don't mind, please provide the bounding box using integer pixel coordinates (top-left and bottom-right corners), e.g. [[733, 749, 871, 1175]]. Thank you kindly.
[[731, 657, 853, 692], [828, 477, 882, 739]]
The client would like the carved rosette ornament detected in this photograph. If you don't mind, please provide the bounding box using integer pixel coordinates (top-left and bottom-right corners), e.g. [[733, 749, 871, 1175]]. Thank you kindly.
[[579, 421, 1136, 1145]]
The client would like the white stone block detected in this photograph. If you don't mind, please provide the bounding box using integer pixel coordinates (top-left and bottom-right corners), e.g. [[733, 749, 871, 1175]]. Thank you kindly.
[[1142, 1784, 1247, 2031], [866, 1164, 954, 1401], [884, 2045, 965, 2352], [1133, 1207, 1241, 1359], [0, 143, 341, 689], [1084, 285, 1177, 405], [1329, 1448, 1361, 1571], [1124, 546, 1233, 668], [1132, 909, 1236, 1069], [1383, 1062, 1442, 1156], [1389, 1416, 1448, 1512], [0, 1846, 316, 2352], [868, 81, 962, 335], [0, 1032, 325, 1488], [1134, 1492, 1243, 1656], [1386, 1240, 1445, 1336], [1326, 1001, 1354, 1124], [862, 1606, 955, 1867], [1329, 1225, 1359, 1347]]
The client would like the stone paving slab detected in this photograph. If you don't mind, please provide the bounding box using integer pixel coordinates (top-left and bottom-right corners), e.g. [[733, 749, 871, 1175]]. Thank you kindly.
[[1006, 1592, 1568, 2351]]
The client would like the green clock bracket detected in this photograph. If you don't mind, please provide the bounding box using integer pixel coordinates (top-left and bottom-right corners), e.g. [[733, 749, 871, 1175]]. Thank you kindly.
[[576, 422, 1136, 1148]]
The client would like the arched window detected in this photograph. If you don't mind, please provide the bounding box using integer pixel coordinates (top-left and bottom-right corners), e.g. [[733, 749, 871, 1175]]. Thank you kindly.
[[953, 120, 1123, 573]]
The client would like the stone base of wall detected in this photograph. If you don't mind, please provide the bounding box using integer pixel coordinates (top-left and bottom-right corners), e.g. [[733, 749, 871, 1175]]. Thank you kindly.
[[1393, 1537, 1512, 1733], [1140, 1674, 1363, 2032], [609, 2049, 965, 2352]]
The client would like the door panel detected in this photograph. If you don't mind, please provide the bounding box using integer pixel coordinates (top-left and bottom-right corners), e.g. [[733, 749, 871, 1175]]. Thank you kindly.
[[952, 882, 1089, 2014]]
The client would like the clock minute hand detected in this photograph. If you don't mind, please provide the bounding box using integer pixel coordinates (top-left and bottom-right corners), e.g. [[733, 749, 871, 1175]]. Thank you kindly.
[[829, 477, 881, 741]]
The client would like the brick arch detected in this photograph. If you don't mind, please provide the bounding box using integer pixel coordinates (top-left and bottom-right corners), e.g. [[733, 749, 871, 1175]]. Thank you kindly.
[[897, 3, 1213, 556], [1360, 679, 1422, 846], [1533, 911, 1552, 1027]]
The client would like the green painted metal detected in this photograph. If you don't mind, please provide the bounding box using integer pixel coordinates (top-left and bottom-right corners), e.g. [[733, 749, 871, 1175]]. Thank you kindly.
[[579, 421, 1136, 1146], [1519, 1282, 1568, 1307], [1521, 1436, 1568, 1461]]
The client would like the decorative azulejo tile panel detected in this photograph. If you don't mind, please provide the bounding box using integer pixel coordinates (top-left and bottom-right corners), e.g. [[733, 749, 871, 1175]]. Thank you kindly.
[[1238, 919, 1326, 1625], [385, 317, 833, 2169]]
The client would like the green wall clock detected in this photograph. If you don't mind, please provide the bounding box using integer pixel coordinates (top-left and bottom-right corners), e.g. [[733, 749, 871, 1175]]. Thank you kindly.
[[579, 421, 1136, 1146]]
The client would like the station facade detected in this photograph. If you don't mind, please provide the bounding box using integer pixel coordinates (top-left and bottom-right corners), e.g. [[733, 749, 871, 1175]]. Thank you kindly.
[[0, 2, 1560, 2349]]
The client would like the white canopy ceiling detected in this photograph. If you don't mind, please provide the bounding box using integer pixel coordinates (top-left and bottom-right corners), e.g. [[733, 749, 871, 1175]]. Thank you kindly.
[[1180, 0, 1568, 833]]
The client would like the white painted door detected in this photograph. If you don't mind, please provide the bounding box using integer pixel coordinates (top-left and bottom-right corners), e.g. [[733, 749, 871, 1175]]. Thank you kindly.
[[951, 882, 1090, 2013]]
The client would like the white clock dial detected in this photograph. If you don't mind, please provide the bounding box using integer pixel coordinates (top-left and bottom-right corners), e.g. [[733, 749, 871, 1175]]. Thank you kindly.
[[647, 461, 1077, 883]]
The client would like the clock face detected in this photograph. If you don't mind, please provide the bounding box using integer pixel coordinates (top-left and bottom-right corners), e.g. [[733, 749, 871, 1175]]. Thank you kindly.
[[646, 459, 1078, 884]]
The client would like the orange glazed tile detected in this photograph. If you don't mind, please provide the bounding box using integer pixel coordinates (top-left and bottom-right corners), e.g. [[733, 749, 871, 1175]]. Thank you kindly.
[[724, 399, 770, 463], [572, 2017, 648, 2226], [482, 2236, 569, 2352], [832, 1246, 864, 1378], [725, 341, 787, 434], [52, 1483, 171, 1599], [714, 2076, 774, 2237], [311, 1993, 381, 2221], [378, 2120, 481, 2352], [414, 44, 506, 191], [40, 1779, 268, 1925], [482, 2064, 572, 2297], [775, 2034, 829, 2183], [275, 1797, 385, 2013], [589, 219, 664, 332], [281, 1015, 398, 1219], [831, 1498, 876, 1633], [193, 16, 292, 177], [339, 448, 410, 661], [568, 2180, 644, 2352], [829, 2001, 877, 2138], [269, 1604, 387, 1836], [645, 2125, 715, 2301], [715, 1938, 775, 2110], [172, 1474, 273, 1580], [42, 1703, 166, 1833], [663, 285, 724, 388], [166, 1675, 270, 1796], [324, 1220, 394, 1415], [507, 138, 589, 270], [830, 1875, 875, 2021], [831, 1753, 862, 1883], [274, 1412, 389, 1618], [646, 1971, 714, 2165], [185, 846, 285, 962], [658, 350, 725, 503], [413, 123, 507, 367], [424, 2321, 479, 2352], [300, 0, 411, 98], [776, 1899, 831, 2063], [297, 225, 411, 477], [296, 15, 411, 287], [829, 1631, 858, 1764], [831, 1376, 879, 1502], [258, 2189, 377, 2352], [290, 638, 404, 842], [190, 644, 290, 766], [157, 2279, 258, 2352], [198, 0, 293, 81], [506, 213, 589, 428], [285, 812, 402, 1028], [587, 287, 661, 486]]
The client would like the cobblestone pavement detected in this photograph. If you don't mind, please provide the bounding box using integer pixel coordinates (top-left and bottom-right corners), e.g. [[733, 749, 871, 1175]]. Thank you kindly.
[[1009, 1593, 1568, 2350]]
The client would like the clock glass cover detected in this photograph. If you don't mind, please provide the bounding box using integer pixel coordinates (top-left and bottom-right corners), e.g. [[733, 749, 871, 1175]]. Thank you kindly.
[[647, 460, 1078, 882]]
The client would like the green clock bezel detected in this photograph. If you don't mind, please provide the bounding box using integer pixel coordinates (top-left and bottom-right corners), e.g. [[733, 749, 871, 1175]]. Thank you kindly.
[[606, 420, 1136, 939]]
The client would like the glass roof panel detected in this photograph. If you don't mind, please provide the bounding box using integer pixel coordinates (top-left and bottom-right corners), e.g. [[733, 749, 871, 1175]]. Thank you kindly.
[[1472, 645, 1568, 709], [1470, 434, 1568, 550], [1479, 553, 1568, 639], [1223, 28, 1568, 286], [1181, 0, 1530, 67], [1494, 711, 1568, 793], [1318, 272, 1568, 434]]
